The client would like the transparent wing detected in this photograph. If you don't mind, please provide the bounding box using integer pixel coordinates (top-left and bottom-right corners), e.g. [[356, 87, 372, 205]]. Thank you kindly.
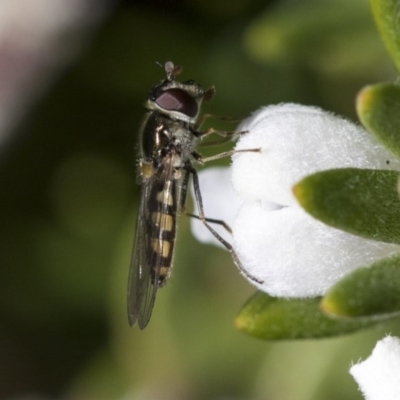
[[127, 161, 179, 329], [127, 179, 160, 329]]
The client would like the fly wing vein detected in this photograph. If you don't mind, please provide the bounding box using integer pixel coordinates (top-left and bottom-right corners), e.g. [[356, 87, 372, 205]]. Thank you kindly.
[[127, 180, 158, 329], [127, 161, 180, 329]]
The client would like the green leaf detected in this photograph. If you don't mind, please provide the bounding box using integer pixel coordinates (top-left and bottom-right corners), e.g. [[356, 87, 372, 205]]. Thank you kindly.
[[235, 292, 374, 340], [322, 254, 400, 318], [357, 83, 400, 157], [294, 168, 400, 243], [371, 0, 400, 73]]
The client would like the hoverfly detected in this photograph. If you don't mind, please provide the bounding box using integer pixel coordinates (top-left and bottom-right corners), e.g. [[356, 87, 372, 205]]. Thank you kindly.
[[128, 61, 260, 329]]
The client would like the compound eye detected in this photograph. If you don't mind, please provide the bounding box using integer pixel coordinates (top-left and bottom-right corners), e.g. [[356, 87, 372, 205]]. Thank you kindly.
[[155, 88, 198, 118]]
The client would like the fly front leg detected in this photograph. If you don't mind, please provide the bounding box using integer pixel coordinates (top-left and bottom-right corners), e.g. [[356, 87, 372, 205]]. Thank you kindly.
[[197, 135, 236, 148], [192, 147, 261, 164], [194, 113, 241, 130], [191, 125, 248, 142], [191, 111, 248, 139], [192, 113, 253, 146], [185, 163, 264, 284]]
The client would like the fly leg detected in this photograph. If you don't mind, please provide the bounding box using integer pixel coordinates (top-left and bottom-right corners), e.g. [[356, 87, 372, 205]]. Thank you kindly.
[[194, 113, 240, 130], [192, 147, 260, 164], [192, 125, 248, 143], [179, 169, 231, 232], [191, 112, 251, 146], [184, 163, 264, 284]]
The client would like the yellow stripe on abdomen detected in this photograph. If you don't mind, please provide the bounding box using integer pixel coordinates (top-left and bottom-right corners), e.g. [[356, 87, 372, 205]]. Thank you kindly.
[[151, 212, 174, 232], [151, 238, 172, 258]]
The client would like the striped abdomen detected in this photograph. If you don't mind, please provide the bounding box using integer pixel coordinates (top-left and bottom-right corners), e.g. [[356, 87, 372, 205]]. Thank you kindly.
[[145, 178, 178, 286]]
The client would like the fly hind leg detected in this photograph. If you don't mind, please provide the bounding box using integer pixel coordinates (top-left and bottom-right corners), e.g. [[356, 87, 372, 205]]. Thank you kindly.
[[184, 163, 264, 285], [179, 169, 231, 233]]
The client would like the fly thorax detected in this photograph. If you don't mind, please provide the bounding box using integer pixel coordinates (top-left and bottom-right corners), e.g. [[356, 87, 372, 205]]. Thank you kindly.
[[173, 128, 196, 158]]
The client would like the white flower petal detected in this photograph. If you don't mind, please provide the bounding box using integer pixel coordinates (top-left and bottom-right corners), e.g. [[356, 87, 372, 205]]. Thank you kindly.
[[232, 202, 400, 297], [191, 104, 400, 297], [350, 336, 400, 400], [232, 104, 400, 206]]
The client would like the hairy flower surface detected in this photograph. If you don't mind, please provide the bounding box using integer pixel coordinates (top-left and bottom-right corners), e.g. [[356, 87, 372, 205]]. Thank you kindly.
[[350, 336, 400, 400], [192, 104, 400, 296]]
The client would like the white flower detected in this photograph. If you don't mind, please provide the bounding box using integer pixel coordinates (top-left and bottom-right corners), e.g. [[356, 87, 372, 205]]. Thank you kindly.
[[232, 104, 398, 206], [191, 104, 400, 297], [350, 335, 400, 400]]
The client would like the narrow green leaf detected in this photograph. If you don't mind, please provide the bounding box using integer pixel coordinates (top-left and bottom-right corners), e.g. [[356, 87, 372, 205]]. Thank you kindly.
[[322, 254, 400, 318], [357, 83, 400, 157], [235, 292, 374, 340], [294, 168, 400, 243], [371, 0, 400, 72]]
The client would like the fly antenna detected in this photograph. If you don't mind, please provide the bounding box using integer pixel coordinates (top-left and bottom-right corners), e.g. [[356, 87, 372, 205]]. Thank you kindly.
[[165, 61, 182, 81]]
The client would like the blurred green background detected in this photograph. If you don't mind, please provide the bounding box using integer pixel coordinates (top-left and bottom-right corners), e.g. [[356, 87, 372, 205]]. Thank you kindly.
[[1, 0, 399, 399]]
